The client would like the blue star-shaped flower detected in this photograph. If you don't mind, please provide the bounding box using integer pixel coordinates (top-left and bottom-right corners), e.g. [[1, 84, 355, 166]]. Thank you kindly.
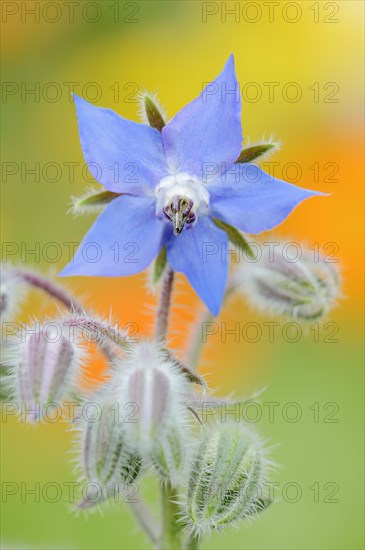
[[60, 55, 321, 315]]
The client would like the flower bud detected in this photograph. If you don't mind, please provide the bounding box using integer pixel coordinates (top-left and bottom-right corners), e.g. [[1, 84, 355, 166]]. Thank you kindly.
[[111, 341, 190, 482], [236, 242, 341, 321], [0, 264, 27, 323], [0, 344, 12, 401], [10, 322, 83, 422], [78, 393, 142, 496], [150, 427, 185, 486], [115, 341, 189, 449], [184, 424, 270, 536]]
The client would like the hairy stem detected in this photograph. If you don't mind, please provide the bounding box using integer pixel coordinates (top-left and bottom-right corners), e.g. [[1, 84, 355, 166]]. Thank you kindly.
[[184, 533, 200, 550], [14, 270, 121, 360], [16, 270, 84, 312], [62, 313, 130, 351], [160, 482, 182, 549], [154, 266, 175, 343], [153, 268, 183, 549]]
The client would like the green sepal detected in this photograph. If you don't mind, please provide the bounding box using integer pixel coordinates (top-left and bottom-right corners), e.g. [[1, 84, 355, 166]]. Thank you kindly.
[[152, 246, 168, 285], [74, 190, 122, 209], [161, 348, 207, 389], [213, 218, 256, 260], [235, 143, 277, 163], [254, 497, 273, 514], [144, 95, 166, 132]]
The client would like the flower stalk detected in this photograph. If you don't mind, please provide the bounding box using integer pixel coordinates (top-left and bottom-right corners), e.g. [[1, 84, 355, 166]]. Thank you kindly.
[[15, 269, 83, 313], [154, 265, 175, 343], [152, 265, 186, 548], [160, 481, 183, 550]]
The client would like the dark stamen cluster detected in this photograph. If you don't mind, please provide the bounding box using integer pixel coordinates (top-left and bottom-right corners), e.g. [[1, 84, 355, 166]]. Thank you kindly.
[[163, 195, 196, 235]]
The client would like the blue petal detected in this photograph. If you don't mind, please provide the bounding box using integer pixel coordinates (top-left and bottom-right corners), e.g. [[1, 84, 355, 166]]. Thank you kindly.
[[73, 95, 167, 195], [209, 163, 324, 234], [162, 55, 242, 182], [59, 196, 166, 277], [166, 217, 229, 315]]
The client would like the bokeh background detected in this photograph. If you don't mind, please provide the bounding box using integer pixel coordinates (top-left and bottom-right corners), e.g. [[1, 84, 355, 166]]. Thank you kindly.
[[1, 1, 364, 548]]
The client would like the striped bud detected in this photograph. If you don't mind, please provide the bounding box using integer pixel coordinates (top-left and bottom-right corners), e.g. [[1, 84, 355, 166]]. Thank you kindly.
[[0, 343, 13, 401], [150, 427, 185, 486], [10, 322, 83, 422], [184, 424, 270, 536], [237, 242, 341, 321], [111, 341, 190, 483], [78, 392, 142, 499]]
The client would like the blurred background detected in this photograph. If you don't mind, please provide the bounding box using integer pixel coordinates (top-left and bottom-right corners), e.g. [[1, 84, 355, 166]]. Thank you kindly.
[[1, 1, 364, 548]]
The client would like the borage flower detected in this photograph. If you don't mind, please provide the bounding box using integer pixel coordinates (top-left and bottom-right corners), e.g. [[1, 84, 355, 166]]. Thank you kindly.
[[60, 55, 322, 315]]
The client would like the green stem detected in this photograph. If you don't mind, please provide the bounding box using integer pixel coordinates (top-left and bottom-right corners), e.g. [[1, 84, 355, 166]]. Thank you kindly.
[[184, 533, 200, 550], [160, 482, 183, 549]]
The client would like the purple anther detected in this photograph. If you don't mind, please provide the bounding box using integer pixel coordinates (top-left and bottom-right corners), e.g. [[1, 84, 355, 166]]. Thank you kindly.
[[163, 205, 172, 220], [172, 195, 179, 213], [183, 199, 194, 216]]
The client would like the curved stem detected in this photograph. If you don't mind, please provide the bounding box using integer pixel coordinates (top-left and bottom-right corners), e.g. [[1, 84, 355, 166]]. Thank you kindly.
[[14, 269, 119, 360], [16, 269, 84, 313], [62, 313, 129, 351], [154, 266, 175, 343]]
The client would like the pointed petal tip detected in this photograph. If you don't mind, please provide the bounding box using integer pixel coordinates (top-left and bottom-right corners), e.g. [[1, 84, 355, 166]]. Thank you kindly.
[[227, 53, 235, 65], [209, 301, 221, 317], [72, 93, 84, 105], [221, 53, 237, 78], [302, 187, 329, 199]]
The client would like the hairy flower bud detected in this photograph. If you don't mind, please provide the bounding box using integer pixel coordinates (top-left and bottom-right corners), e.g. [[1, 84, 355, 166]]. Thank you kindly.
[[111, 341, 190, 483], [78, 393, 142, 498], [9, 322, 83, 422], [236, 242, 341, 321], [183, 424, 270, 536], [0, 344, 13, 401], [150, 427, 185, 486], [0, 264, 27, 323]]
